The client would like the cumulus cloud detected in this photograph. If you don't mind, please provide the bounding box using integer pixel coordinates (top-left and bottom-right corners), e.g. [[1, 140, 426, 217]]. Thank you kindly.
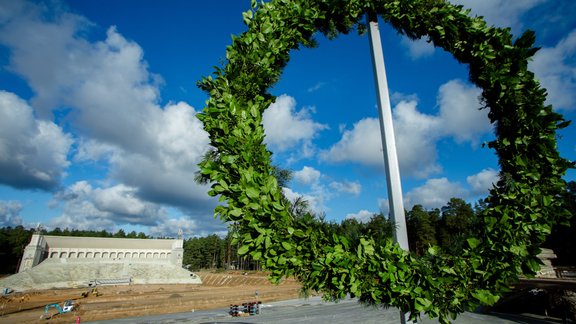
[[378, 198, 391, 217], [263, 94, 328, 155], [530, 30, 576, 111], [0, 1, 219, 236], [400, 37, 435, 60], [73, 139, 116, 162], [107, 101, 214, 209], [401, 168, 497, 210], [321, 80, 490, 178], [282, 187, 326, 215], [293, 166, 321, 185], [404, 178, 466, 209], [148, 217, 199, 238], [345, 210, 374, 223], [392, 100, 442, 178], [319, 118, 384, 166], [90, 184, 165, 224], [0, 91, 72, 190], [436, 80, 491, 143], [71, 100, 212, 211], [48, 181, 226, 236], [1, 20, 164, 153], [47, 180, 226, 235], [0, 201, 24, 227], [289, 166, 362, 214], [50, 181, 166, 229], [450, 0, 547, 31], [329, 181, 362, 196], [467, 168, 499, 195]]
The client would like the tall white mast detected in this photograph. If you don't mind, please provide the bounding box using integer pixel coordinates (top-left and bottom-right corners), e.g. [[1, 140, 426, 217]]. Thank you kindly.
[[367, 13, 412, 323]]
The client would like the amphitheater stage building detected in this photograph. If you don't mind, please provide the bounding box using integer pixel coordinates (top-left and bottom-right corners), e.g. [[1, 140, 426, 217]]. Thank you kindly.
[[0, 234, 201, 292]]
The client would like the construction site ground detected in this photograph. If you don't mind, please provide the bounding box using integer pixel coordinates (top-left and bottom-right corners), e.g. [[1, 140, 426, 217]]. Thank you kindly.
[[0, 271, 302, 323]]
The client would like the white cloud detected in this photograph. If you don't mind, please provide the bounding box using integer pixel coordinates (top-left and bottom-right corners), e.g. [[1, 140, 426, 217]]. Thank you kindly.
[[391, 92, 419, 106], [35, 25, 163, 152], [50, 181, 166, 230], [69, 101, 208, 210], [321, 80, 491, 178], [74, 138, 117, 162], [345, 210, 374, 223], [0, 91, 72, 190], [318, 102, 440, 177], [91, 184, 163, 223], [320, 117, 384, 166], [49, 182, 119, 232], [329, 181, 362, 196], [467, 168, 499, 195], [48, 180, 224, 237], [393, 100, 442, 178], [106, 101, 215, 210], [404, 178, 466, 209], [450, 0, 547, 31], [281, 187, 300, 202], [307, 82, 326, 93], [436, 80, 491, 143], [293, 166, 321, 185], [282, 187, 325, 215], [378, 198, 390, 216], [0, 200, 23, 227], [530, 30, 576, 111], [0, 2, 217, 232], [148, 217, 199, 238], [402, 169, 498, 209], [288, 167, 362, 214], [263, 94, 328, 154], [400, 37, 435, 60]]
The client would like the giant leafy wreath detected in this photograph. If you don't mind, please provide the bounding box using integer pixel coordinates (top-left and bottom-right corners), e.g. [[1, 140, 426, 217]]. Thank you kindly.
[[197, 0, 574, 322]]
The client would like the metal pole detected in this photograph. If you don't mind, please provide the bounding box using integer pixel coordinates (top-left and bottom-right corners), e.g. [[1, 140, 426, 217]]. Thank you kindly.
[[367, 13, 410, 251], [367, 13, 413, 323]]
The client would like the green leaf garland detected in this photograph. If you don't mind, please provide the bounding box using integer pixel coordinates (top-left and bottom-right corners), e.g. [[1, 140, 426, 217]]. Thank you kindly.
[[197, 0, 574, 322]]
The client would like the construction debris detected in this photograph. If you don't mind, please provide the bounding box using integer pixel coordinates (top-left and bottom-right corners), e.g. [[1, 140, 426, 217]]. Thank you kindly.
[[229, 301, 261, 317]]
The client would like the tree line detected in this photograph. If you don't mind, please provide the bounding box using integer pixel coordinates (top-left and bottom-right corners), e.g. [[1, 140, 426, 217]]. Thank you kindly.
[[1, 180, 574, 274], [181, 213, 396, 272], [0, 227, 151, 274], [185, 180, 575, 271], [406, 183, 575, 266]]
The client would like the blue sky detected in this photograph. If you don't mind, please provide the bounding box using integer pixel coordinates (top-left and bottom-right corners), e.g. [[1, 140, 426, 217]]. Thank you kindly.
[[0, 0, 574, 238]]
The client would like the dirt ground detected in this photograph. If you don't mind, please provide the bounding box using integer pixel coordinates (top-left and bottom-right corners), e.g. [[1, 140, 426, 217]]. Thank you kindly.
[[0, 271, 303, 323]]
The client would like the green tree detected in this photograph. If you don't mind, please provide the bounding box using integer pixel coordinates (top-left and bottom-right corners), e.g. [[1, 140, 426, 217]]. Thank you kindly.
[[407, 205, 438, 256], [473, 199, 488, 215], [183, 235, 230, 270], [338, 218, 364, 248], [365, 213, 395, 247], [287, 196, 309, 220], [0, 226, 34, 274], [183, 237, 205, 270], [438, 198, 478, 254], [204, 234, 223, 269], [113, 229, 126, 238], [271, 165, 293, 188], [544, 181, 576, 265]]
